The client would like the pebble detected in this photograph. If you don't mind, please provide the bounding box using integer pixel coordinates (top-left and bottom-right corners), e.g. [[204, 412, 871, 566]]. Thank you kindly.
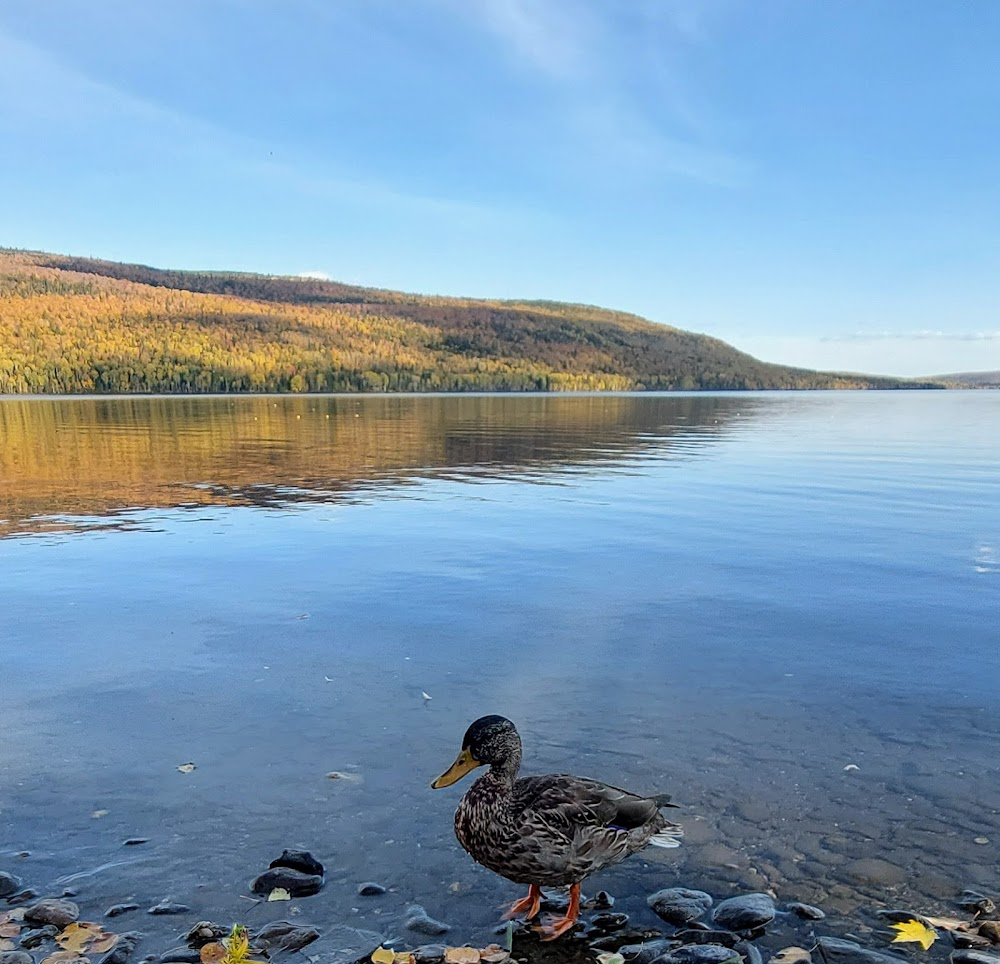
[[159, 949, 201, 963], [842, 859, 906, 888], [20, 926, 59, 949], [590, 913, 629, 933], [358, 882, 388, 896], [739, 943, 763, 964], [24, 898, 80, 928], [405, 906, 451, 937], [958, 892, 997, 916], [184, 923, 227, 947], [106, 904, 140, 918], [0, 953, 35, 964], [660, 944, 741, 964], [815, 937, 908, 964], [255, 921, 320, 954], [712, 894, 776, 932], [949, 954, 1000, 964], [123, 839, 149, 847], [0, 875, 22, 899], [592, 891, 616, 910], [250, 868, 323, 898], [769, 949, 812, 964], [786, 903, 826, 921], [648, 889, 714, 926], [148, 900, 191, 915], [619, 939, 678, 964], [268, 849, 325, 878], [101, 932, 141, 964], [414, 946, 447, 964], [7, 890, 39, 906], [675, 931, 739, 948]]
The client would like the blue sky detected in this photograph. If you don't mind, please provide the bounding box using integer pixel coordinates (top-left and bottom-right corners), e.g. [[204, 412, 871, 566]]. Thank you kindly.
[[1, 1, 997, 377]]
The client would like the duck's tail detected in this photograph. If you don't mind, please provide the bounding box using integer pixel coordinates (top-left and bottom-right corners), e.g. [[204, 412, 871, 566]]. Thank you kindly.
[[649, 793, 683, 848]]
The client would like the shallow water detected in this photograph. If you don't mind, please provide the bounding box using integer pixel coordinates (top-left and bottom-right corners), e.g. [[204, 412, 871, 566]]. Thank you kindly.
[[1, 392, 998, 955]]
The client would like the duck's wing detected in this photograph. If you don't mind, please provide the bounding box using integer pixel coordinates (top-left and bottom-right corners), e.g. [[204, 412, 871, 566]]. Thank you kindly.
[[512, 773, 671, 829]]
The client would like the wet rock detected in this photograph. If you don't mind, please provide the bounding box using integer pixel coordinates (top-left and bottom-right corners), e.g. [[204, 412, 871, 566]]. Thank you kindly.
[[0, 953, 35, 964], [979, 924, 1000, 946], [950, 953, 1000, 964], [255, 922, 320, 954], [768, 948, 812, 964], [953, 934, 994, 951], [786, 903, 825, 921], [619, 939, 678, 964], [660, 944, 741, 964], [737, 943, 763, 964], [590, 914, 629, 933], [106, 904, 140, 919], [405, 906, 450, 937], [8, 891, 39, 907], [357, 882, 387, 896], [842, 860, 906, 888], [675, 931, 739, 948], [268, 849, 324, 878], [648, 889, 714, 927], [148, 901, 190, 916], [958, 892, 997, 916], [159, 948, 201, 963], [184, 923, 226, 948], [123, 839, 149, 847], [24, 899, 80, 929], [815, 937, 907, 964], [61, 890, 78, 899], [101, 932, 141, 964], [413, 946, 447, 964], [20, 925, 58, 949], [0, 874, 22, 899], [250, 868, 323, 898], [592, 892, 616, 910], [712, 895, 775, 933]]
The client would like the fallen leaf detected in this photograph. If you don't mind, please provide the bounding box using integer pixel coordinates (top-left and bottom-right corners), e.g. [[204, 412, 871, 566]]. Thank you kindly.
[[201, 944, 226, 964], [891, 920, 938, 951], [0, 924, 21, 938], [41, 954, 90, 964], [393, 954, 415, 964], [57, 923, 118, 954], [480, 946, 509, 964], [371, 948, 395, 964], [923, 916, 970, 932], [91, 936, 119, 954], [444, 949, 480, 964], [267, 889, 291, 902], [177, 763, 197, 774], [769, 949, 811, 964]]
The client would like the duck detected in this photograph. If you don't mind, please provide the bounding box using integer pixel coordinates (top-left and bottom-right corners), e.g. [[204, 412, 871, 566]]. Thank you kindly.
[[431, 715, 682, 940]]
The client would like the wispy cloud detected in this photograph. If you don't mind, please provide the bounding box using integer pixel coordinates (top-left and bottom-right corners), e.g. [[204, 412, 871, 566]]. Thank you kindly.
[[822, 329, 1000, 343]]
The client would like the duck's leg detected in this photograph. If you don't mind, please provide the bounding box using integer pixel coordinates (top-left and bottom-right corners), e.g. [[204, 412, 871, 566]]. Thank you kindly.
[[502, 883, 542, 921], [535, 882, 581, 941]]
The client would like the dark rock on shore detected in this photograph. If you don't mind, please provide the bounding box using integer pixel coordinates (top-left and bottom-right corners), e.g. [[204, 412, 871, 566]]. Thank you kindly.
[[661, 945, 741, 964], [25, 898, 80, 928], [256, 921, 321, 954], [250, 868, 323, 898], [101, 932, 141, 964], [184, 923, 227, 948], [786, 903, 825, 921], [619, 938, 678, 964], [358, 882, 387, 896], [0, 873, 22, 899], [269, 850, 324, 878], [949, 953, 1000, 964], [592, 892, 616, 910], [816, 937, 907, 964], [107, 904, 140, 918], [159, 948, 201, 963], [405, 906, 450, 937], [712, 895, 775, 932], [413, 945, 447, 964], [8, 891, 39, 906], [20, 925, 58, 948], [675, 930, 739, 948], [589, 913, 629, 933], [0, 952, 35, 964], [148, 900, 190, 916], [649, 889, 714, 927], [958, 892, 997, 916]]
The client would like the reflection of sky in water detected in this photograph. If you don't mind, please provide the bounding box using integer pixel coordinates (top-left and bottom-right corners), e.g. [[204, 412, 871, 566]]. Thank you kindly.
[[1, 392, 998, 934]]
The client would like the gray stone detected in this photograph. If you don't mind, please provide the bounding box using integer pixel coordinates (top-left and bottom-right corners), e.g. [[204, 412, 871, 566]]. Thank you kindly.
[[255, 922, 320, 954], [123, 839, 149, 847], [950, 954, 1000, 964], [184, 923, 227, 948], [147, 901, 190, 916], [786, 903, 825, 921], [0, 953, 35, 964], [24, 899, 80, 929], [816, 937, 908, 964], [619, 940, 678, 964], [250, 868, 322, 898], [20, 926, 58, 949], [106, 904, 140, 919], [0, 874, 23, 899], [712, 894, 776, 932], [738, 943, 763, 964], [958, 892, 997, 916], [648, 889, 714, 927], [413, 946, 447, 964], [660, 946, 741, 964], [159, 949, 201, 963], [268, 850, 324, 878], [7, 891, 38, 907], [675, 931, 739, 948], [357, 882, 387, 896], [100, 933, 141, 964], [405, 906, 450, 937], [590, 913, 629, 932], [592, 891, 615, 910]]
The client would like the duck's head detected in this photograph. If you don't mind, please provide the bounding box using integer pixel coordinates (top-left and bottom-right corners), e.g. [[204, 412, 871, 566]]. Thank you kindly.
[[431, 715, 521, 788]]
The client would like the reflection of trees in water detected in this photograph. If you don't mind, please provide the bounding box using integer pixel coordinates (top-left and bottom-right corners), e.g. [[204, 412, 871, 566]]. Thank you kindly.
[[0, 395, 765, 537]]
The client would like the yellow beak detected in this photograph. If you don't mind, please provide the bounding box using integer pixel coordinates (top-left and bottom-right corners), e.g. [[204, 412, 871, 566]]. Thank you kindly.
[[431, 748, 481, 788]]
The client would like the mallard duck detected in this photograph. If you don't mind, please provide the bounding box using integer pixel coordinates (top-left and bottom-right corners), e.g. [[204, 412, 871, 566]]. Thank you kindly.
[[431, 715, 682, 940]]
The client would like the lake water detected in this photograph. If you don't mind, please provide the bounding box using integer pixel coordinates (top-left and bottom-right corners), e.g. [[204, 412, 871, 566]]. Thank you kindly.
[[1, 392, 997, 958]]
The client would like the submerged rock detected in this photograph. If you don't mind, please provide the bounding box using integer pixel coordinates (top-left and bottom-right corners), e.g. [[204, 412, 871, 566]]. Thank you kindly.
[[0, 952, 35, 964], [413, 946, 447, 964], [268, 849, 325, 878], [159, 949, 201, 963], [405, 906, 450, 937], [8, 891, 39, 907], [20, 925, 59, 948], [101, 932, 141, 964], [649, 889, 714, 927], [949, 953, 1000, 964], [661, 945, 741, 964], [619, 939, 678, 964], [816, 937, 907, 964], [675, 931, 739, 948], [712, 895, 775, 932], [592, 891, 616, 910], [148, 900, 190, 916], [0, 873, 23, 899], [255, 921, 320, 954], [24, 899, 80, 928], [786, 903, 825, 921], [590, 913, 629, 933], [357, 882, 387, 896], [106, 904, 140, 918], [250, 868, 323, 898]]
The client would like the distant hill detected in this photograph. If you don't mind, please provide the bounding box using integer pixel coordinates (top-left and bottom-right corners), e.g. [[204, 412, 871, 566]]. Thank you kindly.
[[929, 370, 1000, 388], [0, 248, 942, 394]]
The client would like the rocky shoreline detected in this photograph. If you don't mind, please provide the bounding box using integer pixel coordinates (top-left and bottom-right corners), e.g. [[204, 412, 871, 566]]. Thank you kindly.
[[2, 850, 997, 964]]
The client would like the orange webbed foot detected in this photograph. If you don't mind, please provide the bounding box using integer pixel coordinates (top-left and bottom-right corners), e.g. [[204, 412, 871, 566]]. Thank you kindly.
[[502, 883, 542, 922], [532, 882, 581, 941]]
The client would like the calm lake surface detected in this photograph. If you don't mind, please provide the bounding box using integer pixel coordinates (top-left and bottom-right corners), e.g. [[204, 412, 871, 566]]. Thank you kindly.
[[1, 392, 998, 955]]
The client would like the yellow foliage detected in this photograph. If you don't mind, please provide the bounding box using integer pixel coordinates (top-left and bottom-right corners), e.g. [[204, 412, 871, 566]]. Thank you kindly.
[[890, 919, 938, 951]]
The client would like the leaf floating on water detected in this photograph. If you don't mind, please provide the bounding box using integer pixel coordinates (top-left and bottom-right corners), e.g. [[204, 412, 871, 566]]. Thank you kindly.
[[56, 923, 119, 955], [267, 889, 291, 902], [177, 763, 197, 774], [890, 919, 938, 951], [444, 949, 481, 964], [371, 948, 395, 964]]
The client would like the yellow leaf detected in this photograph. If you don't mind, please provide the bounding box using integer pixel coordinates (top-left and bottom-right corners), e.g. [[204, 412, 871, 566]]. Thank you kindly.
[[393, 954, 415, 964], [444, 949, 480, 964], [57, 924, 109, 953], [890, 920, 937, 951], [267, 888, 291, 902], [371, 948, 395, 964], [201, 944, 227, 964], [91, 936, 119, 955]]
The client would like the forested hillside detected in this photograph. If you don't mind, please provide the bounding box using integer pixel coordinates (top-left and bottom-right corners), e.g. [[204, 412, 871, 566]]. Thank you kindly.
[[0, 249, 938, 394]]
